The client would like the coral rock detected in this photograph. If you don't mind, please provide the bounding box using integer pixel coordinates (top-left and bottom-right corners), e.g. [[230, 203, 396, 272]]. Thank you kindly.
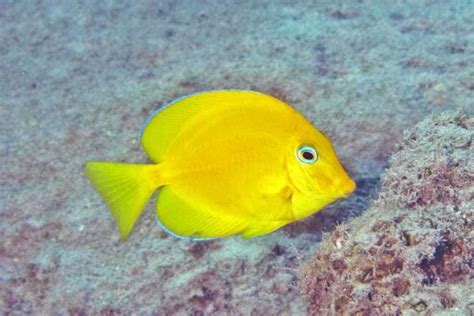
[[299, 111, 473, 315]]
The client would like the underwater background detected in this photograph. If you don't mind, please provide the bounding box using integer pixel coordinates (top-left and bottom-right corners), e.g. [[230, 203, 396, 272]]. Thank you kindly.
[[1, 1, 473, 315]]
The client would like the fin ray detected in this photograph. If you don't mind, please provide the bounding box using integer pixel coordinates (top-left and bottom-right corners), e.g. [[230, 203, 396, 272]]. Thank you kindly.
[[85, 162, 161, 239], [140, 90, 275, 162], [156, 186, 248, 239], [241, 221, 288, 239]]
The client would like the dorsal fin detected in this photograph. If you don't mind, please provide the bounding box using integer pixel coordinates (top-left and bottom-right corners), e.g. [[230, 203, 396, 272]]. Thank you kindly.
[[139, 90, 280, 163]]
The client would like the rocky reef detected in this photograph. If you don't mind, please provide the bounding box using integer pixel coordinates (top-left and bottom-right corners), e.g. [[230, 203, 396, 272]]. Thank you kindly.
[[299, 111, 473, 315]]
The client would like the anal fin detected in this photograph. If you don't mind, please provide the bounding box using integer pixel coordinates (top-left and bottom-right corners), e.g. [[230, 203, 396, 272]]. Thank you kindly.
[[156, 186, 248, 239], [241, 221, 288, 239]]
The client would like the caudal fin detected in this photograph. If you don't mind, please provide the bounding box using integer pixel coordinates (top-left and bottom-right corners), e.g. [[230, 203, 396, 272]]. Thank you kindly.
[[84, 161, 161, 239]]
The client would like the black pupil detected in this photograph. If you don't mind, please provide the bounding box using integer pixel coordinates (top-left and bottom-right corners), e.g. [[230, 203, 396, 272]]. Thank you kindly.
[[302, 151, 314, 160]]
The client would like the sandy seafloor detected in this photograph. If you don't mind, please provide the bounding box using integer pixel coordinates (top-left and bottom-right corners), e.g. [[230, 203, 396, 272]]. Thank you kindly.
[[0, 1, 473, 315]]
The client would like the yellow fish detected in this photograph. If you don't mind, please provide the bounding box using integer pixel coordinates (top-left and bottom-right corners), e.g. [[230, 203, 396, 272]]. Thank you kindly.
[[85, 90, 355, 240]]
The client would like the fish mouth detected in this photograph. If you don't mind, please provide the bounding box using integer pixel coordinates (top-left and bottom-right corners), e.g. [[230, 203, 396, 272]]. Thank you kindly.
[[336, 178, 356, 197], [295, 177, 356, 201]]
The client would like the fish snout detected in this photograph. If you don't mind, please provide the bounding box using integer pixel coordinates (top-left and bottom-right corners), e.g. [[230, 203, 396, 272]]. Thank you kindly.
[[336, 178, 356, 197]]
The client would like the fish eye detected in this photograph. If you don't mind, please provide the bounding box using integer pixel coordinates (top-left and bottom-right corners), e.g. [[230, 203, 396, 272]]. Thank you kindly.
[[296, 145, 318, 164]]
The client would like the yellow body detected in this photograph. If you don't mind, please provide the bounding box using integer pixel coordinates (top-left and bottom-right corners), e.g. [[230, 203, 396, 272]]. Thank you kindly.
[[85, 90, 355, 239]]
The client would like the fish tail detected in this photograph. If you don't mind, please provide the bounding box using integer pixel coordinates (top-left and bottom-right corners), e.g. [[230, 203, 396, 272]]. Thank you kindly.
[[84, 161, 163, 239]]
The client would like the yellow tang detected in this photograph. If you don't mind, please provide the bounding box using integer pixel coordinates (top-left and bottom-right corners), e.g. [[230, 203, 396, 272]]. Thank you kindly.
[[85, 90, 355, 240]]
